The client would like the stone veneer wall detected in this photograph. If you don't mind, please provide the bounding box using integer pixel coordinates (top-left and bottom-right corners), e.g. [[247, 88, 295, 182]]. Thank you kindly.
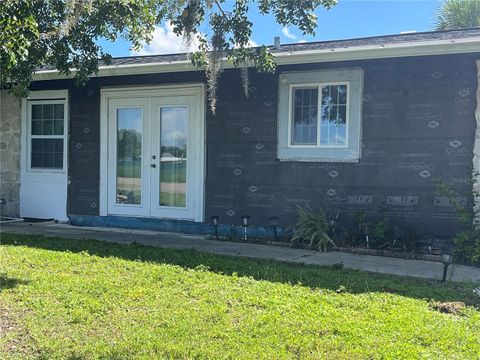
[[0, 90, 21, 217]]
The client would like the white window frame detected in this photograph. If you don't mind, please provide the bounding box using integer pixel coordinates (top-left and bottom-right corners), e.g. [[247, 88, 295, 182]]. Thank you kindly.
[[278, 69, 363, 162], [288, 82, 350, 149], [27, 98, 68, 173]]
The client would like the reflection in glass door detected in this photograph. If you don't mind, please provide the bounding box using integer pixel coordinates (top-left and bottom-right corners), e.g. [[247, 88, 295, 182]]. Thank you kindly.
[[107, 98, 150, 217], [116, 108, 143, 205], [159, 107, 188, 208], [150, 95, 197, 220]]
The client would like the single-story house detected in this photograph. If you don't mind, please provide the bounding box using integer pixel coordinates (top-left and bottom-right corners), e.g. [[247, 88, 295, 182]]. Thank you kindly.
[[1, 28, 480, 240]]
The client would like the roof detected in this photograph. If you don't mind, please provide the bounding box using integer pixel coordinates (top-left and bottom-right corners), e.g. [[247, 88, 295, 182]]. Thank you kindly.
[[35, 27, 480, 80]]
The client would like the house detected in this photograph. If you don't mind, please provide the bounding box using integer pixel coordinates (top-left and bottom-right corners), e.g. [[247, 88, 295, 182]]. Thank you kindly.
[[1, 28, 480, 239]]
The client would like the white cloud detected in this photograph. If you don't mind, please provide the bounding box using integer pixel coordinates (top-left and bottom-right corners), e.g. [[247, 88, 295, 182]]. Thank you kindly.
[[132, 22, 258, 55], [297, 39, 307, 43], [131, 21, 200, 56], [234, 39, 258, 48], [281, 27, 297, 40]]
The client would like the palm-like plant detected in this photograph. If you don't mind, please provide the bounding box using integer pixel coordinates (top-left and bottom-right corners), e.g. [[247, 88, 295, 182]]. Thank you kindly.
[[288, 204, 336, 252], [435, 0, 480, 30]]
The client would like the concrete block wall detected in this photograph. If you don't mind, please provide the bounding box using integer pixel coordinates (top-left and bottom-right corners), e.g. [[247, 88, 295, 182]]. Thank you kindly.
[[0, 90, 21, 217]]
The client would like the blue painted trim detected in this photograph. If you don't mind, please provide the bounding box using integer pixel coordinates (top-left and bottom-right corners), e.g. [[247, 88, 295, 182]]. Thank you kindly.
[[69, 215, 286, 239]]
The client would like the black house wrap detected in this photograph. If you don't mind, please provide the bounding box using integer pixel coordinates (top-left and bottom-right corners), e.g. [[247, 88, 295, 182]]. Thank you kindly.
[[30, 52, 479, 238]]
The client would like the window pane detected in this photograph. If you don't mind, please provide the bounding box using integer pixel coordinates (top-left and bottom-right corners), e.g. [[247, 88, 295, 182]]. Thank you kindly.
[[116, 108, 142, 205], [320, 85, 348, 146], [54, 153, 63, 168], [54, 104, 64, 119], [338, 85, 347, 104], [291, 88, 318, 145], [42, 104, 54, 120], [159, 107, 188, 208], [321, 86, 332, 106], [337, 105, 347, 125], [31, 139, 63, 169], [44, 153, 55, 168], [42, 120, 54, 135], [54, 120, 64, 135], [31, 105, 42, 120], [337, 125, 346, 144], [32, 120, 42, 135]]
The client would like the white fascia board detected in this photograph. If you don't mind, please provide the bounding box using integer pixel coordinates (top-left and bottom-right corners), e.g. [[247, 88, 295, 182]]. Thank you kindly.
[[275, 37, 480, 65], [32, 37, 480, 81]]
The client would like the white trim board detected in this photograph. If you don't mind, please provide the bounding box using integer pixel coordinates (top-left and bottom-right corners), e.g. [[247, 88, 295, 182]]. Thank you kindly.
[[33, 36, 480, 81]]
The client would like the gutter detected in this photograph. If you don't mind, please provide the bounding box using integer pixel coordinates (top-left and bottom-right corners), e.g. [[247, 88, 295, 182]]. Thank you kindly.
[[32, 36, 480, 81]]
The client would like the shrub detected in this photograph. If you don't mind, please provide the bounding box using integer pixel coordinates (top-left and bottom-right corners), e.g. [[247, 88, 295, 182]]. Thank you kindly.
[[288, 204, 336, 252], [453, 230, 480, 266], [436, 180, 480, 265]]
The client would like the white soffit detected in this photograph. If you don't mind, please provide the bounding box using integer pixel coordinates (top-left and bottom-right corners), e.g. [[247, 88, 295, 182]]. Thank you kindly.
[[33, 36, 480, 81]]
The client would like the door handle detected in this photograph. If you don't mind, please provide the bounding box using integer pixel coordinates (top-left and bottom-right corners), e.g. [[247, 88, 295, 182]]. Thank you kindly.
[[150, 164, 156, 168]]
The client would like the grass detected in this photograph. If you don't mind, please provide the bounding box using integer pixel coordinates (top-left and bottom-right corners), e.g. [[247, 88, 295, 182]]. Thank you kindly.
[[1, 233, 480, 359]]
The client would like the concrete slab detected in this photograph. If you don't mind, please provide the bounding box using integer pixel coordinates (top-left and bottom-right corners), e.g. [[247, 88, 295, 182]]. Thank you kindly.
[[1, 221, 480, 283]]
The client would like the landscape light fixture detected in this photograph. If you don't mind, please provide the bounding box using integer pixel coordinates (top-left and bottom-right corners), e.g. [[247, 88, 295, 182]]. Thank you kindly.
[[241, 215, 250, 241], [268, 216, 279, 242], [210, 215, 220, 241], [441, 253, 453, 282], [393, 226, 401, 249], [328, 211, 339, 228]]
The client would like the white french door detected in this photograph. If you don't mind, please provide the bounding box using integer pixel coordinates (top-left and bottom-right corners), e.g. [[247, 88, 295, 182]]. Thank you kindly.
[[105, 87, 204, 221]]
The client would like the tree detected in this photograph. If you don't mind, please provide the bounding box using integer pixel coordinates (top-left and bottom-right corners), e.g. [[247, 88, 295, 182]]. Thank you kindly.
[[435, 0, 480, 30], [0, 0, 336, 112]]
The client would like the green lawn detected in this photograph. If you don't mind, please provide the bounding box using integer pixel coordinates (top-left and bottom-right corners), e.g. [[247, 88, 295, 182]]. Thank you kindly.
[[1, 233, 480, 359], [117, 160, 186, 183]]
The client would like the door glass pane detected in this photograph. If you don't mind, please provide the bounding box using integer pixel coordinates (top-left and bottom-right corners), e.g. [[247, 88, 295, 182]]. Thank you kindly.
[[31, 139, 63, 169], [31, 104, 64, 135], [159, 107, 188, 208], [116, 108, 142, 205]]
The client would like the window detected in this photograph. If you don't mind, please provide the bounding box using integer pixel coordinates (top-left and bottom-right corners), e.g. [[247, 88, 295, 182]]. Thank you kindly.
[[29, 101, 66, 170], [278, 69, 363, 162]]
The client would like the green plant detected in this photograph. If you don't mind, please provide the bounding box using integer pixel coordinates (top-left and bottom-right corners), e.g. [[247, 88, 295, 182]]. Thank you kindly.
[[371, 205, 394, 246], [288, 204, 336, 251], [436, 179, 480, 265], [452, 229, 480, 265], [435, 0, 480, 30]]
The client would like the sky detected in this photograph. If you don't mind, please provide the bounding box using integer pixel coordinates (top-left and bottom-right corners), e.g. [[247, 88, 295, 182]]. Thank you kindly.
[[98, 0, 442, 58]]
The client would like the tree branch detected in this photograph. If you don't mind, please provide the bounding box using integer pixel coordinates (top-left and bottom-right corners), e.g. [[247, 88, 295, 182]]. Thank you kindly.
[[214, 0, 227, 17]]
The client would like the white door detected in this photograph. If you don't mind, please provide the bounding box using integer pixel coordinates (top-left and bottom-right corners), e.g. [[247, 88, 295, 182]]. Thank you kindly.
[[106, 90, 203, 221], [20, 90, 69, 221], [150, 96, 198, 219]]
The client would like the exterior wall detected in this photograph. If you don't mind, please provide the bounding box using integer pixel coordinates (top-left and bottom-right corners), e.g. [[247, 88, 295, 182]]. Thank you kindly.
[[30, 52, 480, 238], [0, 91, 21, 217], [206, 54, 478, 237]]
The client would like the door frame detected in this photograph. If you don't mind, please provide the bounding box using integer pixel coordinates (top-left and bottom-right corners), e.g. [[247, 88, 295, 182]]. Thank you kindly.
[[99, 84, 205, 222]]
